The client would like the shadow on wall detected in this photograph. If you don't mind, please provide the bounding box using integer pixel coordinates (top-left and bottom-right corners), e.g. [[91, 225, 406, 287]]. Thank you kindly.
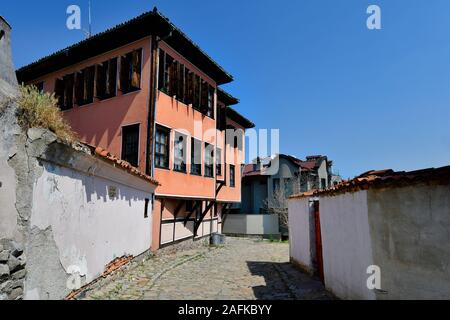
[[39, 150, 146, 207], [246, 261, 333, 300]]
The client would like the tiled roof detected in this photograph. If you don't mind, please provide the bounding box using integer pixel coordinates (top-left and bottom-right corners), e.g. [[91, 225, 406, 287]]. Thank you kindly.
[[88, 145, 159, 186], [290, 165, 450, 199], [242, 154, 327, 177], [16, 8, 233, 85]]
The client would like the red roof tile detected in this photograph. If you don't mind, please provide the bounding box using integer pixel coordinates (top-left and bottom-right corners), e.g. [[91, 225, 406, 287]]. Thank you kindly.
[[89, 145, 159, 186], [290, 165, 450, 199]]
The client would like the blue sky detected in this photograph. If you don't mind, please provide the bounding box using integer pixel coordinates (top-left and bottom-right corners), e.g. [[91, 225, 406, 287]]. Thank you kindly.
[[4, 0, 450, 178]]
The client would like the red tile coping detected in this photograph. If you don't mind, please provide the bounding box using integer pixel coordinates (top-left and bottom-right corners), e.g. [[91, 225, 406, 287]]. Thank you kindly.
[[290, 165, 450, 199]]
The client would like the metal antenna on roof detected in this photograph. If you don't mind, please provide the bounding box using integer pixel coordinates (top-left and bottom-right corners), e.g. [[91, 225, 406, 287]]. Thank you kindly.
[[83, 0, 92, 38]]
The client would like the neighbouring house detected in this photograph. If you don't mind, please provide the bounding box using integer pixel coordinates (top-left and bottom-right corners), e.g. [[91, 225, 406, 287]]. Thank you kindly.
[[16, 8, 254, 252], [222, 153, 338, 238], [288, 165, 450, 300]]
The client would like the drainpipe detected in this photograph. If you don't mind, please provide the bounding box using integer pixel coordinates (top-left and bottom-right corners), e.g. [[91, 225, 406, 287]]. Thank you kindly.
[[145, 9, 174, 177]]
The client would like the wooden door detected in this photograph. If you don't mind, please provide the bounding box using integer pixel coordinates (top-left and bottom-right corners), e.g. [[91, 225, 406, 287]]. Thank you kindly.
[[313, 200, 325, 283]]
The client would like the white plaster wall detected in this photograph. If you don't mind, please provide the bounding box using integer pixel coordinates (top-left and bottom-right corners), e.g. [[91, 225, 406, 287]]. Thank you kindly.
[[320, 191, 376, 300], [28, 159, 154, 297], [288, 198, 313, 272], [367, 184, 450, 299], [222, 214, 279, 235]]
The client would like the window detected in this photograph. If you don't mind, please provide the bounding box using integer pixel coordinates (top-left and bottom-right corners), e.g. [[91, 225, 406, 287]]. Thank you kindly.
[[74, 66, 95, 106], [119, 48, 142, 94], [193, 74, 200, 109], [273, 178, 280, 192], [173, 132, 187, 173], [54, 74, 74, 111], [321, 178, 327, 190], [144, 198, 149, 218], [158, 49, 173, 94], [216, 148, 222, 176], [229, 164, 235, 187], [121, 124, 140, 167], [216, 105, 226, 131], [178, 64, 185, 102], [155, 126, 170, 169], [35, 81, 44, 93], [96, 58, 117, 100], [204, 143, 214, 178], [190, 138, 201, 175], [207, 85, 215, 118], [200, 80, 208, 114]]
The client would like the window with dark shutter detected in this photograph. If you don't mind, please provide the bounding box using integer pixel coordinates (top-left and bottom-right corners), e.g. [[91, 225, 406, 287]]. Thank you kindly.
[[216, 148, 222, 176], [207, 85, 215, 118], [204, 143, 214, 178], [131, 49, 142, 90], [184, 67, 191, 104], [178, 64, 185, 102], [119, 54, 130, 93], [106, 58, 117, 98], [190, 138, 201, 175], [74, 71, 84, 105], [54, 78, 65, 110], [200, 80, 208, 114], [158, 49, 166, 92], [121, 124, 140, 167], [193, 75, 200, 109], [83, 66, 95, 104], [230, 164, 236, 187], [170, 60, 178, 97], [174, 132, 187, 173], [95, 63, 106, 99], [155, 126, 170, 169], [165, 54, 173, 94], [62, 73, 74, 110]]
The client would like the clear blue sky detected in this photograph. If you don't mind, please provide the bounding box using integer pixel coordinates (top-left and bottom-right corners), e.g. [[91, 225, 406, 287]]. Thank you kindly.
[[4, 0, 450, 178]]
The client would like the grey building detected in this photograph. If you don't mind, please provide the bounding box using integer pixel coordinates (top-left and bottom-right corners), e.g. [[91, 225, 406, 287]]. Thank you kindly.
[[241, 154, 336, 215]]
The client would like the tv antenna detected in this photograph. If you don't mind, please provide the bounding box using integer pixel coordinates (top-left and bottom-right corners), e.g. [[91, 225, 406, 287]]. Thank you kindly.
[[83, 0, 92, 38]]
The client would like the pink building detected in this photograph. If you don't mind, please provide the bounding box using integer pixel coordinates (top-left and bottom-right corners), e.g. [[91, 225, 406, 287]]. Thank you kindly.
[[17, 8, 254, 251]]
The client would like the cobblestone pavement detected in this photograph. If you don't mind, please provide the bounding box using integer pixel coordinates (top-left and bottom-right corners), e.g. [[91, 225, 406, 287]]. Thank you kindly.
[[81, 237, 333, 300]]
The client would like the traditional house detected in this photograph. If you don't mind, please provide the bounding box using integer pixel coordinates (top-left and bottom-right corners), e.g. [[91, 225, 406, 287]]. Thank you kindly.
[[222, 154, 337, 238], [288, 165, 450, 299], [16, 8, 254, 252]]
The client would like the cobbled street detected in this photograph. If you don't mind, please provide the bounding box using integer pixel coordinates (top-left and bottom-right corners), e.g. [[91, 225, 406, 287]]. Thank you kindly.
[[81, 237, 333, 300]]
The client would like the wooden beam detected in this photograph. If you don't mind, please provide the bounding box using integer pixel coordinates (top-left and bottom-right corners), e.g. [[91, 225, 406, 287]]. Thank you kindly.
[[194, 201, 215, 236]]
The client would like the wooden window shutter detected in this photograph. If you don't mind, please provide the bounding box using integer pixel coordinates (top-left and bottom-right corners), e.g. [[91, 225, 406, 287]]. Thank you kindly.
[[200, 80, 208, 113], [63, 73, 74, 109], [178, 64, 184, 101], [158, 49, 165, 90], [84, 66, 95, 103], [74, 71, 84, 105], [95, 63, 106, 99], [131, 49, 141, 89], [184, 67, 190, 104], [54, 78, 65, 109], [107, 58, 117, 97], [119, 55, 129, 93], [186, 70, 193, 104], [170, 60, 178, 97]]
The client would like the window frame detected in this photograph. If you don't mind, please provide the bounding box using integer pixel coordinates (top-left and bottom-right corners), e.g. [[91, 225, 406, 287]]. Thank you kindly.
[[121, 123, 140, 168], [190, 137, 202, 176], [229, 164, 236, 187], [173, 131, 187, 173], [204, 143, 214, 178], [155, 125, 171, 170]]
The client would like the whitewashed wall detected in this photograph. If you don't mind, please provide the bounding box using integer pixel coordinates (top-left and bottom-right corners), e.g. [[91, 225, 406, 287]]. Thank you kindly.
[[222, 214, 280, 236], [26, 150, 156, 299], [288, 197, 314, 273], [320, 191, 376, 300]]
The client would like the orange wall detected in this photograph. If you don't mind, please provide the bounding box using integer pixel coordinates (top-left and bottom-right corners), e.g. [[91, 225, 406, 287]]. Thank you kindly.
[[29, 38, 245, 203], [34, 37, 152, 173]]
